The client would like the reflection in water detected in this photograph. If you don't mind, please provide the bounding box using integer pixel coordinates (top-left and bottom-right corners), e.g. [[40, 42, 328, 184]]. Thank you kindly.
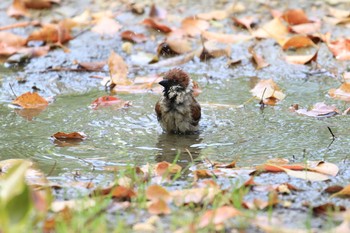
[[155, 133, 203, 167]]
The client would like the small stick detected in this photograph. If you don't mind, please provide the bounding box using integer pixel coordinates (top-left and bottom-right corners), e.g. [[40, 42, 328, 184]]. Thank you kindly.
[[9, 83, 17, 98], [46, 160, 57, 177], [327, 126, 336, 139], [259, 87, 267, 111], [185, 148, 194, 164]]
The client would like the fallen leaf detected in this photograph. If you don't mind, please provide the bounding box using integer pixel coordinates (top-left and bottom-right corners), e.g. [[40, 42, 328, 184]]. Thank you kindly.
[[250, 79, 285, 105], [331, 184, 350, 198], [213, 160, 236, 168], [0, 31, 26, 56], [324, 185, 344, 194], [181, 17, 209, 37], [23, 0, 60, 9], [149, 50, 197, 68], [282, 36, 316, 50], [200, 41, 231, 61], [91, 17, 122, 35], [90, 96, 131, 110], [12, 92, 48, 109], [51, 199, 96, 212], [289, 21, 321, 34], [196, 10, 228, 21], [307, 161, 339, 177], [285, 50, 318, 64], [146, 185, 171, 202], [157, 38, 192, 56], [111, 185, 136, 200], [329, 82, 350, 101], [248, 47, 270, 69], [232, 16, 258, 30], [201, 31, 252, 44], [265, 164, 330, 181], [312, 203, 346, 215], [155, 161, 181, 176], [194, 170, 213, 181], [77, 61, 106, 71], [253, 17, 289, 46], [52, 132, 87, 140], [296, 102, 339, 118], [7, 0, 29, 18], [148, 199, 171, 215], [120, 30, 147, 43], [282, 9, 310, 25], [198, 206, 241, 228], [326, 37, 350, 60], [27, 22, 73, 44], [108, 51, 132, 86], [171, 187, 220, 206], [142, 18, 172, 33], [328, 6, 350, 19]]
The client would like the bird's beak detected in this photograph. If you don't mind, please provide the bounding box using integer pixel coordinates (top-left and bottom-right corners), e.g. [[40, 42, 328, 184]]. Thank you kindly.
[[159, 79, 169, 88]]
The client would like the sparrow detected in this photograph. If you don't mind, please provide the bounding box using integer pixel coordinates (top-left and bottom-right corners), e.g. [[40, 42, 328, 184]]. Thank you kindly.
[[155, 68, 201, 134]]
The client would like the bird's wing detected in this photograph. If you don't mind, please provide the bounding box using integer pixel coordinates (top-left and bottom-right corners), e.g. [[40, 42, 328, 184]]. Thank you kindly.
[[155, 101, 162, 121], [190, 99, 201, 126]]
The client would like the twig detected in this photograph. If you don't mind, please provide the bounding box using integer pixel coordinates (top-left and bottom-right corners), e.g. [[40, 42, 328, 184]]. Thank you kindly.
[[46, 160, 57, 177], [0, 20, 40, 31], [185, 148, 194, 163], [327, 126, 336, 139], [259, 87, 267, 111], [9, 83, 17, 98]]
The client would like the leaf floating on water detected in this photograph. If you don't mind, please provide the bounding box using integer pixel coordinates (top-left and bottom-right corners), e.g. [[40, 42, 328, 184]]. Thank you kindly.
[[250, 79, 285, 105], [296, 102, 339, 118], [91, 96, 131, 110], [12, 92, 48, 109], [52, 132, 87, 140]]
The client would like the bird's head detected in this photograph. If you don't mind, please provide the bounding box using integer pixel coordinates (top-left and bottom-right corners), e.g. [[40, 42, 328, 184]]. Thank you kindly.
[[159, 68, 192, 99]]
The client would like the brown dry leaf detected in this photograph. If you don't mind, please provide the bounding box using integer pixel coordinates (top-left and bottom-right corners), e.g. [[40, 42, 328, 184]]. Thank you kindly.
[[148, 199, 171, 215], [198, 206, 241, 228], [200, 41, 231, 61], [181, 17, 209, 37], [171, 187, 220, 206], [194, 169, 213, 181], [285, 50, 318, 65], [265, 164, 330, 181], [90, 96, 131, 110], [120, 30, 147, 43], [108, 51, 132, 86], [142, 18, 172, 33], [282, 9, 310, 25], [213, 160, 236, 168], [196, 10, 228, 21], [331, 184, 350, 198], [282, 36, 316, 50], [312, 203, 346, 215], [146, 185, 171, 202], [232, 16, 257, 31], [289, 21, 321, 34], [27, 22, 73, 44], [328, 7, 350, 19], [91, 17, 122, 35], [0, 31, 26, 56], [248, 47, 270, 69], [253, 17, 289, 46], [155, 161, 181, 176], [52, 132, 87, 140], [111, 185, 136, 200], [77, 61, 106, 71], [250, 79, 285, 105], [296, 102, 339, 118], [201, 30, 252, 44], [324, 185, 344, 194], [12, 92, 48, 109], [7, 0, 29, 18], [307, 161, 339, 176], [149, 50, 197, 68], [326, 37, 350, 60], [329, 82, 350, 101], [159, 38, 192, 55], [23, 0, 60, 9]]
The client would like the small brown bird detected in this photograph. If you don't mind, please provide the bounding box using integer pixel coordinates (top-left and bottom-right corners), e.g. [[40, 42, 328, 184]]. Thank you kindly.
[[155, 68, 201, 134]]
